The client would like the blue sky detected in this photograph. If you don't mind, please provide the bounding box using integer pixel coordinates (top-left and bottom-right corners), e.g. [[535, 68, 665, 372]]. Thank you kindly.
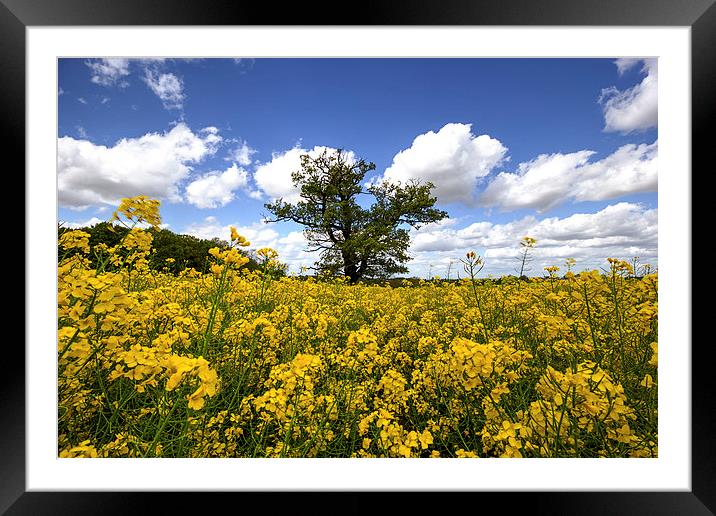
[[58, 58, 658, 277]]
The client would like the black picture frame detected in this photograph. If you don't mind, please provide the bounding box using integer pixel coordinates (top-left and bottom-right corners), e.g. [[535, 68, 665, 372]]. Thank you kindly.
[[6, 0, 710, 514]]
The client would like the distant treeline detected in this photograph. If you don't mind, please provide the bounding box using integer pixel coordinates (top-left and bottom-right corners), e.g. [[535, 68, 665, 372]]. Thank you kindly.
[[57, 222, 262, 274], [290, 275, 534, 288]]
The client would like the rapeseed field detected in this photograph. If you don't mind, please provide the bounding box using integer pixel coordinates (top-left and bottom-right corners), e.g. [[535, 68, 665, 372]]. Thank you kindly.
[[58, 197, 657, 458]]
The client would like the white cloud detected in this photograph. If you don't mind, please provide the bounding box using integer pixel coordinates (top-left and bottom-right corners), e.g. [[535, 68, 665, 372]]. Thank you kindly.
[[570, 141, 658, 201], [274, 231, 320, 272], [599, 58, 658, 133], [183, 217, 271, 243], [86, 58, 131, 87], [138, 58, 168, 64], [60, 217, 104, 229], [143, 68, 185, 110], [58, 123, 222, 209], [409, 218, 462, 252], [254, 146, 356, 203], [406, 202, 657, 277], [76, 126, 89, 139], [247, 190, 264, 200], [77, 97, 87, 104], [478, 140, 657, 212], [614, 58, 643, 76], [374, 123, 508, 205], [185, 163, 249, 209], [201, 126, 218, 133], [225, 140, 257, 166]]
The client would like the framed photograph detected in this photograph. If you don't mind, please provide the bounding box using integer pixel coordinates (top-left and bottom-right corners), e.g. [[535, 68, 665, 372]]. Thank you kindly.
[[9, 0, 710, 513]]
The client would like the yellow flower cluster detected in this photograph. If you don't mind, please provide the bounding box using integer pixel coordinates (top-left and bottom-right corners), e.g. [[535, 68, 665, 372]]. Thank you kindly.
[[59, 229, 91, 254], [110, 195, 162, 228], [209, 246, 250, 267], [58, 197, 658, 459], [230, 226, 250, 246]]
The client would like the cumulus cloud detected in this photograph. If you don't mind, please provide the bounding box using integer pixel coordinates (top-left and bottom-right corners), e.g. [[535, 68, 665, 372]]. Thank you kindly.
[[182, 217, 319, 273], [409, 218, 462, 252], [143, 68, 185, 110], [185, 163, 249, 209], [374, 123, 508, 205], [274, 231, 320, 272], [183, 217, 277, 244], [60, 217, 104, 229], [599, 58, 658, 133], [86, 58, 131, 87], [225, 140, 257, 166], [478, 140, 657, 212], [58, 122, 222, 209], [254, 146, 356, 203], [406, 202, 657, 277], [614, 58, 643, 76]]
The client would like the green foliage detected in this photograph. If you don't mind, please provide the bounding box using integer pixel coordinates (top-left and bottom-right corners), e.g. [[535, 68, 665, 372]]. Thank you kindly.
[[57, 222, 262, 274], [264, 148, 448, 283]]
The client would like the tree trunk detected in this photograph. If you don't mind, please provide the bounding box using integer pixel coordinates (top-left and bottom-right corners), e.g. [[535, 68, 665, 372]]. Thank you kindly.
[[342, 251, 360, 284], [345, 264, 360, 284]]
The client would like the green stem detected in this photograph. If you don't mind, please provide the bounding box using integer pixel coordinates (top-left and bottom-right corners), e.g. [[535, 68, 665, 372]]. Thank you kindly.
[[143, 396, 179, 458]]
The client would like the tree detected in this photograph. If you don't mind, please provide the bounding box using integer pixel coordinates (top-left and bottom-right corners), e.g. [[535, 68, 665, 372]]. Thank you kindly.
[[264, 148, 448, 283]]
